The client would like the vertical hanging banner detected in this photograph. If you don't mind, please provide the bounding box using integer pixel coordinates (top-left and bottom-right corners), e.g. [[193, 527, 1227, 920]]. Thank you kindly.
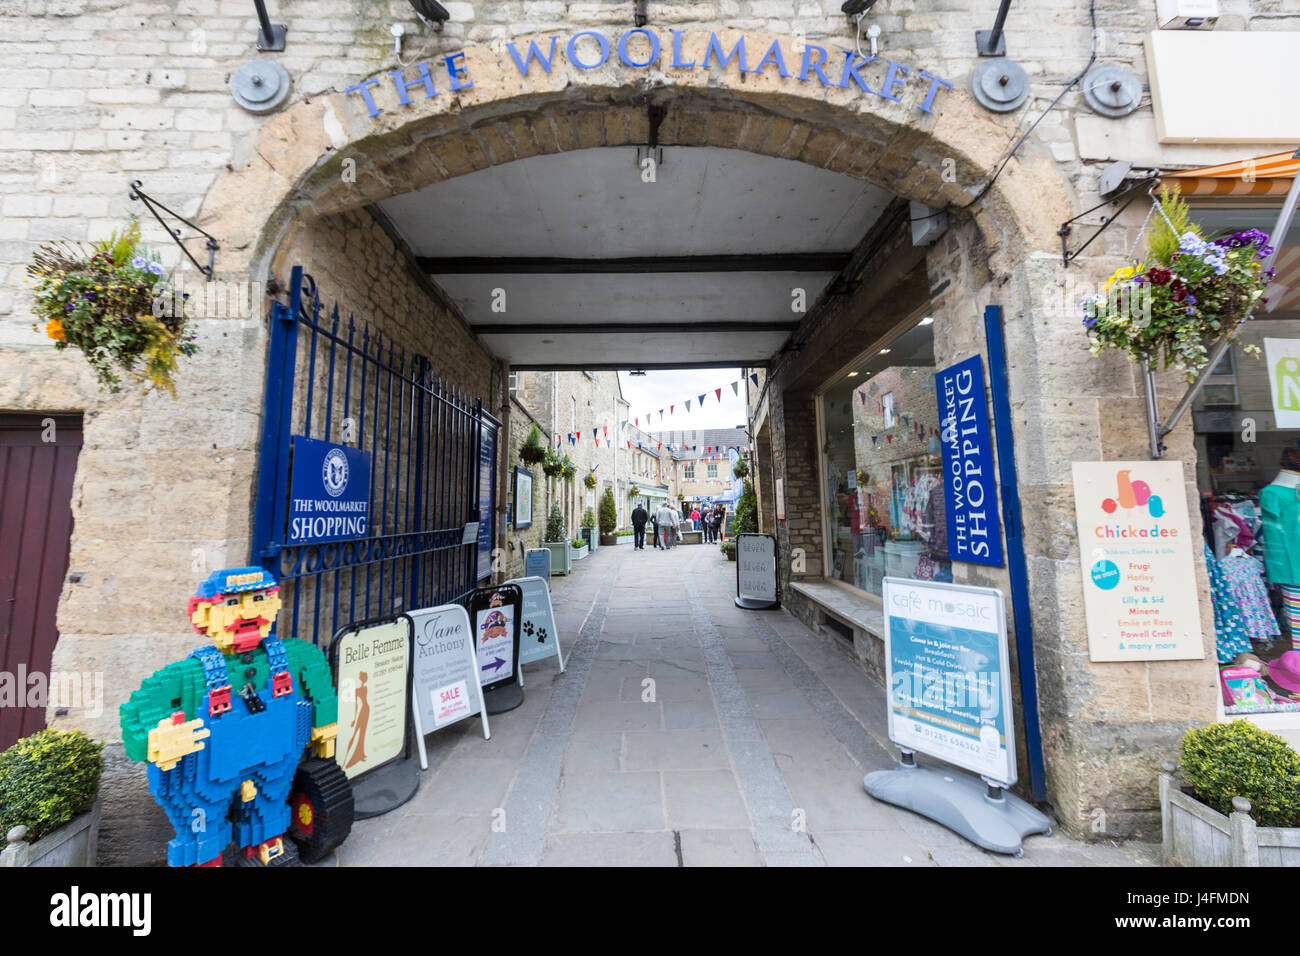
[[408, 603, 490, 770], [1071, 461, 1203, 661], [935, 355, 1004, 567], [477, 417, 498, 580], [331, 615, 413, 781]]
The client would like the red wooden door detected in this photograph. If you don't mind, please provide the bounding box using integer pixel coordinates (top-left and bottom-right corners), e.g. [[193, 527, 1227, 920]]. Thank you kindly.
[[0, 414, 82, 751]]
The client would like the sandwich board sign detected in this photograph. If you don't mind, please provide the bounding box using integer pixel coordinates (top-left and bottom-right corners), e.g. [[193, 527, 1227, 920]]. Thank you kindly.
[[524, 547, 550, 579], [864, 577, 1050, 855], [468, 584, 524, 714], [407, 603, 491, 770], [505, 575, 565, 689], [735, 533, 778, 610]]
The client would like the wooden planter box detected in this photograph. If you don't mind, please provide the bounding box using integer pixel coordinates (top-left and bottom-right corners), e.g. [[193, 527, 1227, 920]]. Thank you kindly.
[[1160, 772, 1300, 866], [542, 540, 571, 575], [1, 796, 101, 867], [600, 533, 618, 546]]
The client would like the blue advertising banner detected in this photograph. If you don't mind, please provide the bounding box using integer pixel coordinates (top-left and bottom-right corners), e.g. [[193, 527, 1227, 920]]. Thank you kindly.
[[524, 548, 551, 580], [934, 355, 1003, 567], [288, 436, 371, 545], [477, 419, 497, 580], [882, 577, 1015, 786]]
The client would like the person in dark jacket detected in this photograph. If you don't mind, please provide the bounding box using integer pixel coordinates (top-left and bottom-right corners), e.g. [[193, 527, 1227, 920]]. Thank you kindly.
[[631, 501, 649, 550]]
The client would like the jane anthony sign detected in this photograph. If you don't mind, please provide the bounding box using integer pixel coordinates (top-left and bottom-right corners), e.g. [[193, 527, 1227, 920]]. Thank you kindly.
[[345, 30, 953, 120]]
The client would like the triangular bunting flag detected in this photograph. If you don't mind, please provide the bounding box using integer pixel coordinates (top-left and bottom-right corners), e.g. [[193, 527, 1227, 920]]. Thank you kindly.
[[670, 405, 674, 415], [750, 373, 759, 386], [594, 438, 600, 447], [731, 382, 739, 396], [603, 426, 608, 437], [685, 400, 692, 412], [698, 393, 706, 406], [715, 388, 722, 402]]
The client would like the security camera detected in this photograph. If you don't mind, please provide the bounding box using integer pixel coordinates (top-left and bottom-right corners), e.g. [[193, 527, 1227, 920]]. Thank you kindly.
[[841, 0, 878, 16], [408, 0, 450, 23]]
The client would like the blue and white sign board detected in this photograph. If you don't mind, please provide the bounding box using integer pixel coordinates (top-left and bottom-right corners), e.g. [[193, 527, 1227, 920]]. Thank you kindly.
[[288, 436, 371, 545], [934, 355, 1003, 568], [524, 548, 550, 580], [504, 575, 564, 689], [882, 576, 1015, 787], [408, 603, 490, 770]]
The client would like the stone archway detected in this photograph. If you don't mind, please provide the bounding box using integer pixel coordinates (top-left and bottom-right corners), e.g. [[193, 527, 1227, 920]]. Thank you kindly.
[[196, 28, 1073, 283]]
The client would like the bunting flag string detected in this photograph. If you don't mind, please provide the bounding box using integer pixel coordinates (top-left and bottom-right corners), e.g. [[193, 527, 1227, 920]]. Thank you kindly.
[[731, 382, 739, 396]]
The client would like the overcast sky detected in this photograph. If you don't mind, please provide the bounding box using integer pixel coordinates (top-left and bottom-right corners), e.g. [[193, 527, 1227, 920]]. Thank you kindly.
[[618, 368, 747, 430]]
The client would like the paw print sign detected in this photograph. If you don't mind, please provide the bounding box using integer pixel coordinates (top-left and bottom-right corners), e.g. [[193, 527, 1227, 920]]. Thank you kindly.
[[505, 575, 566, 672]]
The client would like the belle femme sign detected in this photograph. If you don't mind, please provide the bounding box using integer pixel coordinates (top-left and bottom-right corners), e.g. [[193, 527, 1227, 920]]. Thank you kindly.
[[345, 30, 953, 120]]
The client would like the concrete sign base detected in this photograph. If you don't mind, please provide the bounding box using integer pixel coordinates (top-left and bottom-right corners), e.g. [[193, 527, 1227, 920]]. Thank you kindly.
[[352, 756, 420, 821], [864, 756, 1051, 856], [483, 680, 524, 715]]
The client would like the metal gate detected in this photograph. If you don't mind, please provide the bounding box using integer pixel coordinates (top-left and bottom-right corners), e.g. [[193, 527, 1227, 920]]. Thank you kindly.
[[252, 266, 496, 647]]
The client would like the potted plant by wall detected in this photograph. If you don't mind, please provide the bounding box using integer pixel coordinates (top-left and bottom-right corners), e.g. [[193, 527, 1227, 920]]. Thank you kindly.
[[1160, 720, 1300, 866], [1082, 185, 1275, 382], [541, 502, 571, 576], [731, 457, 750, 480], [27, 220, 199, 396], [583, 472, 597, 490], [561, 455, 576, 483], [629, 483, 639, 501], [519, 423, 547, 468], [0, 729, 103, 867], [579, 507, 597, 551], [599, 487, 618, 546], [571, 536, 589, 560]]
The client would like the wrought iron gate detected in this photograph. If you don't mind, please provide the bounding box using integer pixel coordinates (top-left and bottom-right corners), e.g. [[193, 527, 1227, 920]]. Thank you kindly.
[[253, 266, 497, 647]]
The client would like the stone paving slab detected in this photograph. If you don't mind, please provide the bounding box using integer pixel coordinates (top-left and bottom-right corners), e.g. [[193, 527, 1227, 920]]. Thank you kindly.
[[323, 540, 1158, 867]]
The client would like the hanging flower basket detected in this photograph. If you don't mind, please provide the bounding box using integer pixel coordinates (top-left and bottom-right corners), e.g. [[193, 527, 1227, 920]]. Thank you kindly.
[[731, 458, 749, 479], [583, 472, 597, 490], [1081, 185, 1275, 382], [26, 221, 198, 396], [519, 424, 547, 466], [542, 448, 565, 479], [561, 455, 576, 483]]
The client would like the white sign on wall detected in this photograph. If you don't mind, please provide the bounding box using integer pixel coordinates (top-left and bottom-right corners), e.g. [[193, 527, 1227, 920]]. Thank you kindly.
[[1263, 338, 1300, 429], [775, 478, 786, 520], [1071, 461, 1204, 662]]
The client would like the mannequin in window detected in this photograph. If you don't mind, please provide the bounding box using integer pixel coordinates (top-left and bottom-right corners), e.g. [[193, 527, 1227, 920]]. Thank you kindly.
[[1260, 448, 1300, 646]]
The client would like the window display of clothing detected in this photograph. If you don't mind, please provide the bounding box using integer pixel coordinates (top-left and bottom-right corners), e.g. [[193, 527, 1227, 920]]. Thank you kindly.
[[1206, 543, 1255, 663], [1218, 551, 1280, 644]]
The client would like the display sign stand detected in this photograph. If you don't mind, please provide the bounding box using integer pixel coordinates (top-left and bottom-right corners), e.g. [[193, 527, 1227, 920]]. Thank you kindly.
[[470, 585, 525, 715], [504, 575, 565, 691], [865, 752, 1051, 857], [734, 532, 779, 610], [330, 615, 420, 820], [408, 603, 492, 771], [863, 577, 1049, 856]]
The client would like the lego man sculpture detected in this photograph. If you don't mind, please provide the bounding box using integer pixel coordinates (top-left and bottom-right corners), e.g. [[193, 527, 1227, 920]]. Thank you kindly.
[[120, 567, 340, 866]]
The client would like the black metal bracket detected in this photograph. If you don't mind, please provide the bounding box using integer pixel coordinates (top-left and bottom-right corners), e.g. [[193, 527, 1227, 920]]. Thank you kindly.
[[254, 0, 287, 51], [129, 180, 219, 281], [975, 0, 1012, 55], [1058, 175, 1158, 267], [634, 0, 648, 27]]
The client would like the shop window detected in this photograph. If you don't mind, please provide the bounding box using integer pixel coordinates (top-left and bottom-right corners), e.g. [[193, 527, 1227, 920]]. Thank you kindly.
[[1190, 205, 1300, 716], [508, 370, 519, 399], [707, 463, 718, 478], [684, 463, 695, 479], [819, 317, 946, 598]]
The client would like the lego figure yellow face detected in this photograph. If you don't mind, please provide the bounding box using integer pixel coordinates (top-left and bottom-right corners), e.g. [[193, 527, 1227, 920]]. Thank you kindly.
[[187, 567, 282, 654]]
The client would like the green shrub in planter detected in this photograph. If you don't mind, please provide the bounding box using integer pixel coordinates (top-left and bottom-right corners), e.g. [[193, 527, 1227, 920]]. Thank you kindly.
[[0, 729, 103, 842], [571, 538, 587, 550], [720, 541, 737, 560], [599, 488, 617, 535], [581, 507, 595, 530], [544, 502, 566, 542], [1180, 720, 1300, 828]]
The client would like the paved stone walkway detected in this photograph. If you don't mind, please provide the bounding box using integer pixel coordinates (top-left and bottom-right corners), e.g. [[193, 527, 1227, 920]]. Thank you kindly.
[[320, 542, 1159, 867]]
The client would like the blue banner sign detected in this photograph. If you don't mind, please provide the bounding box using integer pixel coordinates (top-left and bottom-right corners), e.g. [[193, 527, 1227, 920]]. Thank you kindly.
[[935, 356, 1003, 567], [524, 548, 550, 580], [288, 436, 371, 545]]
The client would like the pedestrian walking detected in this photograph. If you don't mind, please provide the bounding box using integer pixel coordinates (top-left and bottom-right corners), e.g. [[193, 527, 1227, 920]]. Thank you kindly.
[[656, 502, 677, 550], [631, 500, 648, 550], [650, 510, 661, 550], [690, 506, 700, 533]]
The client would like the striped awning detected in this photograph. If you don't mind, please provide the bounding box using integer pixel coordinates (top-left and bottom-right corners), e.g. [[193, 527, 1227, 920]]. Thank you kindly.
[[1165, 150, 1300, 199]]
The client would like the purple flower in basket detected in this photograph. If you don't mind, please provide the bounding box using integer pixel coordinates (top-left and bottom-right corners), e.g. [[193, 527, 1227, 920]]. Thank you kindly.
[[83, 291, 95, 301], [131, 256, 148, 270], [148, 262, 165, 276]]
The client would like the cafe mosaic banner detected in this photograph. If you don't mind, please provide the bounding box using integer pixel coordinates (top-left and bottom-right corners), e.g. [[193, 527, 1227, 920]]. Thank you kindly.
[[1071, 461, 1204, 662]]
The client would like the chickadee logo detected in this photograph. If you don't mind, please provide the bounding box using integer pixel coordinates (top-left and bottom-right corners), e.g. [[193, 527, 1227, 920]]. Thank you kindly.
[[1100, 468, 1165, 518]]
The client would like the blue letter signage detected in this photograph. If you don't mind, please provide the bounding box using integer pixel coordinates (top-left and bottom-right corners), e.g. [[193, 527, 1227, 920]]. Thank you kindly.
[[288, 436, 372, 545], [935, 356, 1003, 567]]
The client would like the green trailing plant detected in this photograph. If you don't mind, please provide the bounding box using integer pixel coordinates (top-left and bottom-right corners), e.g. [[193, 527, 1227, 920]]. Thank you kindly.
[[1180, 720, 1300, 828], [544, 502, 566, 542], [581, 507, 596, 529], [561, 455, 576, 483], [599, 488, 617, 535], [542, 448, 565, 479], [731, 457, 749, 480], [0, 729, 103, 843], [519, 424, 547, 466], [583, 472, 597, 490], [1146, 182, 1195, 265], [734, 480, 758, 536], [27, 220, 198, 396], [629, 483, 639, 499]]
